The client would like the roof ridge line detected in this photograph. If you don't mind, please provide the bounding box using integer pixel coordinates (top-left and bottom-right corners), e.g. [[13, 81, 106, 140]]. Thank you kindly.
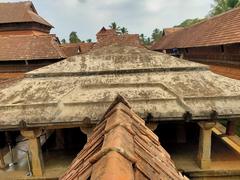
[[101, 95, 131, 120], [89, 146, 137, 164], [26, 67, 208, 78]]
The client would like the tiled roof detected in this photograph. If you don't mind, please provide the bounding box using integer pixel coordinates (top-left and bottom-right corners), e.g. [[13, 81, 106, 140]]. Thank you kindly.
[[60, 43, 95, 57], [95, 33, 143, 48], [210, 65, 240, 80], [96, 27, 143, 48], [0, 34, 66, 61], [163, 27, 184, 36], [96, 26, 117, 35], [152, 7, 240, 50], [0, 1, 52, 27], [60, 96, 188, 180]]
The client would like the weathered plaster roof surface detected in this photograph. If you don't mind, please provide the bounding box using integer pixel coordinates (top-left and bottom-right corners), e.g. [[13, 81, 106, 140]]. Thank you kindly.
[[61, 98, 188, 180], [0, 45, 240, 129]]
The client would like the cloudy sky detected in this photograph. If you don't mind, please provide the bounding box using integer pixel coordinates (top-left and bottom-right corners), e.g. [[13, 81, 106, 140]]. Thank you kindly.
[[1, 0, 213, 41]]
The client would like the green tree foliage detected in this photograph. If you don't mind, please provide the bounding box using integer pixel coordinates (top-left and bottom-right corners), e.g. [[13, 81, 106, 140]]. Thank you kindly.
[[120, 27, 128, 34], [109, 22, 121, 32], [151, 28, 163, 42], [109, 22, 129, 35], [61, 38, 67, 44], [86, 39, 92, 43], [210, 0, 240, 16], [69, 31, 81, 43], [140, 33, 151, 46], [175, 18, 203, 28]]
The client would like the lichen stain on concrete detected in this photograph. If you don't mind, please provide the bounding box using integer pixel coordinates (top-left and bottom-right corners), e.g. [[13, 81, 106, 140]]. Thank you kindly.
[[0, 45, 240, 127]]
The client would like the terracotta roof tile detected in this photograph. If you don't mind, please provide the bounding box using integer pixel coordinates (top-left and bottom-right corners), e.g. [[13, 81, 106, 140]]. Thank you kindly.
[[60, 95, 188, 180], [0, 34, 66, 61], [60, 43, 95, 57], [96, 27, 117, 35], [163, 27, 184, 36], [0, 1, 52, 27], [152, 7, 240, 50]]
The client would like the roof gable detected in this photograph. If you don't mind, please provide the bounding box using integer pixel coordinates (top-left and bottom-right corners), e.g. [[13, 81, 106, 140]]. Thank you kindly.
[[60, 96, 188, 180], [0, 1, 53, 28]]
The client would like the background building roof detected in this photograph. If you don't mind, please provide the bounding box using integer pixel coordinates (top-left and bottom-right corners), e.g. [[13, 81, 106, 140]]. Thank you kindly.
[[60, 43, 95, 57], [152, 7, 240, 50], [60, 97, 188, 180], [0, 1, 53, 28], [162, 27, 184, 36], [0, 34, 65, 61], [0, 45, 240, 129]]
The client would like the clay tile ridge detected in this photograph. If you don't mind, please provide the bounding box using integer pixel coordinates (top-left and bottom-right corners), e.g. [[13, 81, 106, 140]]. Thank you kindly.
[[60, 95, 188, 180]]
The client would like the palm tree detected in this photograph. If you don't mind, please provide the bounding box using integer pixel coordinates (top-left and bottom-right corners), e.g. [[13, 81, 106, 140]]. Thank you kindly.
[[120, 27, 128, 34], [210, 0, 240, 16], [109, 22, 121, 33]]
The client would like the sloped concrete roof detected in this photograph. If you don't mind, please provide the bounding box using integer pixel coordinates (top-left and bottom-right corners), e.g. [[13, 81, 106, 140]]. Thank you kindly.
[[0, 45, 240, 129]]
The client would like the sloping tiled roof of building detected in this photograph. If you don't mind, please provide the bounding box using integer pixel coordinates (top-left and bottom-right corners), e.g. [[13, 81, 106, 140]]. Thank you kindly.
[[0, 34, 66, 61], [61, 96, 188, 180], [96, 26, 117, 35], [163, 27, 184, 36], [96, 27, 143, 48], [1, 45, 240, 129], [152, 7, 240, 50], [0, 1, 53, 28], [60, 42, 95, 57], [94, 33, 143, 48]]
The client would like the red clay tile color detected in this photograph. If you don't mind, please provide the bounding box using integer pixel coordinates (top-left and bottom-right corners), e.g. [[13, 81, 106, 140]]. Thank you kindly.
[[152, 7, 240, 50], [61, 96, 188, 180]]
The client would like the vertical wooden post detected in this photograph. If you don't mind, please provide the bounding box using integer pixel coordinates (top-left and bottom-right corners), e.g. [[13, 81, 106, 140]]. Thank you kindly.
[[0, 149, 5, 169], [226, 120, 236, 136], [197, 122, 216, 169], [21, 129, 44, 177]]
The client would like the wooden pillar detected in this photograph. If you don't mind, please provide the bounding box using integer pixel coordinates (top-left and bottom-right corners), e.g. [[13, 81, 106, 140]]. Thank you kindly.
[[0, 149, 5, 169], [197, 122, 216, 169], [176, 124, 187, 143], [21, 129, 44, 177], [226, 120, 237, 136]]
